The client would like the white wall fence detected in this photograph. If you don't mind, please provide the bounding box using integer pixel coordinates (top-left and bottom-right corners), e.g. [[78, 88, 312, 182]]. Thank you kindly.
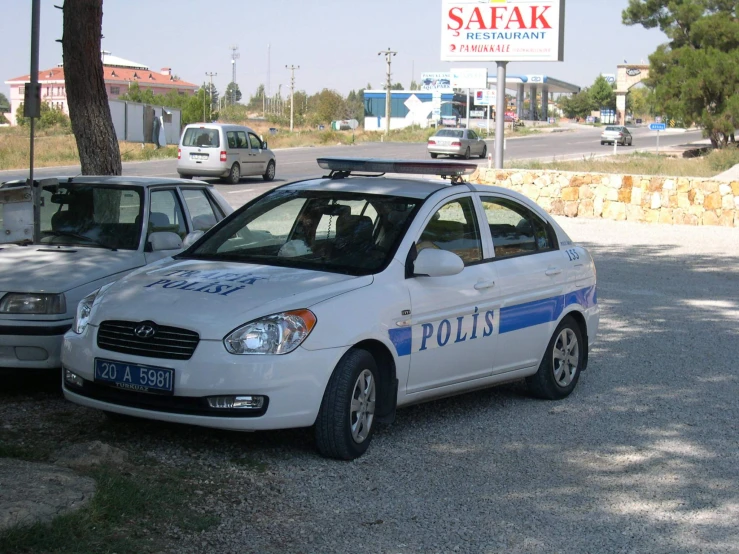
[[109, 100, 181, 145]]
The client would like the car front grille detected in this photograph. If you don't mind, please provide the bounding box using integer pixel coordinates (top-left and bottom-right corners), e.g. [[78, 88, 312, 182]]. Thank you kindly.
[[97, 320, 200, 361]]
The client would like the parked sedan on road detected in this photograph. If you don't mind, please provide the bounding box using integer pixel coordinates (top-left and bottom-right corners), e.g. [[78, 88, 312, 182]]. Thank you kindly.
[[428, 129, 488, 159], [600, 126, 633, 146], [62, 158, 599, 460], [0, 177, 231, 372]]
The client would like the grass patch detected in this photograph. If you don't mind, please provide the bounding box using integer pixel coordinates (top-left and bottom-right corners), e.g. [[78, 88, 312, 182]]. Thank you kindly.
[[0, 431, 52, 462], [506, 149, 739, 178], [0, 465, 219, 554]]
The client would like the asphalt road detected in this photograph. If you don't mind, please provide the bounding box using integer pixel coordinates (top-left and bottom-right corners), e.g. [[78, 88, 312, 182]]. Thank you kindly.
[[0, 126, 704, 209]]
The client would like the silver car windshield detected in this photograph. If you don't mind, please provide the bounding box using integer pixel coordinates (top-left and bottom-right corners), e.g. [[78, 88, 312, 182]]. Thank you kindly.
[[39, 184, 144, 250], [184, 190, 421, 276]]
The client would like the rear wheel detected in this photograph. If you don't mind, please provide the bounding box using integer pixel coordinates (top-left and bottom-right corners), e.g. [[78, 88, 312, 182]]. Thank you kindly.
[[263, 160, 276, 181], [480, 144, 487, 158], [315, 349, 378, 460], [526, 316, 584, 400], [180, 175, 193, 180], [463, 147, 471, 160], [226, 163, 240, 184], [430, 153, 438, 159]]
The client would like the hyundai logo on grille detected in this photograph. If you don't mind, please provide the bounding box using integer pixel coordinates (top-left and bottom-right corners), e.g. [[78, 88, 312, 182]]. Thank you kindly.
[[134, 323, 157, 338]]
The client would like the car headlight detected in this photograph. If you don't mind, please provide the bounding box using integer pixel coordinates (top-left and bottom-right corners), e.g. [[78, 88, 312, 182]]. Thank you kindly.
[[0, 293, 66, 315], [73, 290, 99, 335], [224, 309, 317, 355]]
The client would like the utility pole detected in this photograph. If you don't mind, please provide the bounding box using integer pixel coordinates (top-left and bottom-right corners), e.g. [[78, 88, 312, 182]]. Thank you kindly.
[[286, 64, 300, 132], [378, 47, 397, 136], [205, 71, 217, 120], [230, 45, 239, 105]]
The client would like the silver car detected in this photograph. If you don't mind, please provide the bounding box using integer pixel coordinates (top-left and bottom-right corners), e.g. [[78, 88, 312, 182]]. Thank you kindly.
[[177, 123, 277, 184], [428, 129, 488, 159], [600, 126, 633, 146]]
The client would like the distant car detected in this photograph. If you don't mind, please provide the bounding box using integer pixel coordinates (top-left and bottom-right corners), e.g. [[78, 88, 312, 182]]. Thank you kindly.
[[177, 123, 277, 184], [428, 129, 487, 159], [61, 158, 599, 460], [0, 177, 232, 371], [601, 126, 633, 146]]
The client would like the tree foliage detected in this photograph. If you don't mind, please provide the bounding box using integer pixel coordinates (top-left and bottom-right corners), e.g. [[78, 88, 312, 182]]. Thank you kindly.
[[559, 91, 595, 119], [0, 92, 9, 111], [623, 0, 739, 146], [589, 75, 616, 110], [15, 102, 72, 129], [225, 82, 242, 104]]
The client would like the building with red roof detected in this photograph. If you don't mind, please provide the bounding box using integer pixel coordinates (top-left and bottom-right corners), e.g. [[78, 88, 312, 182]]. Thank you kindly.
[[4, 53, 198, 126]]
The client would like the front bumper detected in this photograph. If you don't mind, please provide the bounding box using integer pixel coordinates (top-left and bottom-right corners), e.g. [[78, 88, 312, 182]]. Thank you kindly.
[[0, 322, 73, 369], [61, 326, 347, 431]]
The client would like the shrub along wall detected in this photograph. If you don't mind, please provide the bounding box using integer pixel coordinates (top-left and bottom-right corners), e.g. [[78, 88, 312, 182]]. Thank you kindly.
[[471, 169, 739, 227]]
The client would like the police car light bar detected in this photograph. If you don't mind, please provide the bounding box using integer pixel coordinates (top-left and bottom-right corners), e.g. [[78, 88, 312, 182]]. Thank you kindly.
[[316, 158, 477, 177]]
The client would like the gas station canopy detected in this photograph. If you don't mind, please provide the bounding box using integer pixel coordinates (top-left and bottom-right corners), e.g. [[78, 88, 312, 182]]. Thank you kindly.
[[487, 74, 580, 95]]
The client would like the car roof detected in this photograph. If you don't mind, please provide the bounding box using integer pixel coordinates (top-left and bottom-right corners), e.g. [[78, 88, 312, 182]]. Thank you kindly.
[[1, 176, 214, 189]]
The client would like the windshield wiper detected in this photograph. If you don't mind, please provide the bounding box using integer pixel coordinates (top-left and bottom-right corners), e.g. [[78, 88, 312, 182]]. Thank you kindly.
[[43, 231, 117, 251]]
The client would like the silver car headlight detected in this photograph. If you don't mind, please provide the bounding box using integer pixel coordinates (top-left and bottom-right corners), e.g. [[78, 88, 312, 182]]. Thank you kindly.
[[0, 293, 66, 315], [73, 290, 99, 335], [224, 309, 317, 355]]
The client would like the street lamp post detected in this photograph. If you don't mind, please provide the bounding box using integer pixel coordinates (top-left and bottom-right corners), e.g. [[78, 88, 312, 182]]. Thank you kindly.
[[286, 65, 300, 132], [378, 48, 397, 136]]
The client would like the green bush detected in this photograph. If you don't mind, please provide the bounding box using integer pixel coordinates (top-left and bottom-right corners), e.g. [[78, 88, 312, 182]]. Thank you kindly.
[[706, 145, 739, 172], [15, 102, 71, 130]]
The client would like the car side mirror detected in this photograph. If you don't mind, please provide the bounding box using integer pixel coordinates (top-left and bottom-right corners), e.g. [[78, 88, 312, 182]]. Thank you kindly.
[[262, 141, 268, 149], [148, 231, 183, 252], [413, 248, 464, 277], [182, 230, 205, 248]]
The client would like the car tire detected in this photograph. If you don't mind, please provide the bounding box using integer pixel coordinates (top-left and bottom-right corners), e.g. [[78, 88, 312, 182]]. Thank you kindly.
[[314, 349, 379, 460], [226, 163, 241, 184], [430, 153, 438, 159], [480, 145, 487, 158], [180, 175, 193, 180], [263, 160, 276, 182], [526, 316, 584, 400], [600, 141, 605, 145], [463, 147, 471, 160]]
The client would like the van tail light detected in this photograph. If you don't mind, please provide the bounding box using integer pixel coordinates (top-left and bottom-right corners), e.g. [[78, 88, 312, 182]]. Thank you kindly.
[[220, 151, 227, 162], [428, 140, 436, 145], [451, 141, 462, 147], [177, 148, 181, 160]]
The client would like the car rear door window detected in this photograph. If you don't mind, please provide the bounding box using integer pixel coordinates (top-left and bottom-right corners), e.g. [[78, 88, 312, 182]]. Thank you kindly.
[[182, 127, 220, 148], [181, 188, 222, 231], [480, 197, 554, 258], [149, 190, 187, 238]]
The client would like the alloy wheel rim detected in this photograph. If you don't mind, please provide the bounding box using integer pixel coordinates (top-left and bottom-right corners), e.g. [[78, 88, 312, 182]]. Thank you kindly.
[[350, 369, 376, 443], [552, 329, 579, 387], [267, 163, 275, 179], [232, 166, 239, 180]]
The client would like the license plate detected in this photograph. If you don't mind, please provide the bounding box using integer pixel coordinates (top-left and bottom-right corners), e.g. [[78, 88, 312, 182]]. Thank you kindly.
[[94, 358, 174, 395], [190, 153, 208, 161]]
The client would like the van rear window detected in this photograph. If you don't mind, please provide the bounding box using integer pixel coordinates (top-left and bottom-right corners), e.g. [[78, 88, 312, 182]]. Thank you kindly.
[[182, 128, 220, 148]]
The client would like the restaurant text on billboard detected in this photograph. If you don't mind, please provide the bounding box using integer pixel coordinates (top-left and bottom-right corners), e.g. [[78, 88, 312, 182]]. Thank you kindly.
[[441, 0, 565, 62]]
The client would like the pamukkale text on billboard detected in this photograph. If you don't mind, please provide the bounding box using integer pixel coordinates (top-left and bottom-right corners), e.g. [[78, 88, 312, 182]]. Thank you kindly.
[[441, 0, 565, 62]]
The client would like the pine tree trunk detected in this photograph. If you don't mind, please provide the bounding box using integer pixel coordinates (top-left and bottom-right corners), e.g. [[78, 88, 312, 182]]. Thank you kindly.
[[62, 0, 121, 175]]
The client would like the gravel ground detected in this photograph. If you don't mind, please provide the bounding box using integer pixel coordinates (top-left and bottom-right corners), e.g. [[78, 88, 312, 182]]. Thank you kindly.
[[2, 217, 738, 553]]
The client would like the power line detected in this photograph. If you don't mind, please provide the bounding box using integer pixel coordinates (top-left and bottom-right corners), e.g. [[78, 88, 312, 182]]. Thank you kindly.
[[378, 47, 397, 136], [286, 65, 300, 132]]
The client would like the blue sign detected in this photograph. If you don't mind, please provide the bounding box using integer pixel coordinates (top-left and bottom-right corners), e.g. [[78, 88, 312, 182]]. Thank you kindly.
[[649, 123, 667, 131]]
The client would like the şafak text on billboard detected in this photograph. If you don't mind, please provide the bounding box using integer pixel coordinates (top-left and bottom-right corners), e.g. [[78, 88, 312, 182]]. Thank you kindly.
[[441, 0, 565, 62]]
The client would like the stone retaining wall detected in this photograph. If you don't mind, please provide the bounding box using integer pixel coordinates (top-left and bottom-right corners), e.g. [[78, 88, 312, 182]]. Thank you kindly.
[[471, 168, 739, 227]]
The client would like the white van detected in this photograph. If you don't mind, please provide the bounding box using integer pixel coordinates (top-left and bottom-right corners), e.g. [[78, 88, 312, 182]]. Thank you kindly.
[[177, 123, 277, 184]]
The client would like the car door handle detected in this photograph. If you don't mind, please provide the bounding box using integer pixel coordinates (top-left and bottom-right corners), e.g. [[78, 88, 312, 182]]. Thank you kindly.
[[474, 280, 496, 290], [545, 267, 562, 276]]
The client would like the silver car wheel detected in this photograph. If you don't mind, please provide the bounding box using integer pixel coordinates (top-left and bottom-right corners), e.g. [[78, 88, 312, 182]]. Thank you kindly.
[[350, 369, 376, 444], [552, 328, 579, 387]]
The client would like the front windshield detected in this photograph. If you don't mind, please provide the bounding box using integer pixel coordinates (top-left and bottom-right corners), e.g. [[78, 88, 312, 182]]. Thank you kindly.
[[184, 189, 421, 276], [39, 184, 143, 250]]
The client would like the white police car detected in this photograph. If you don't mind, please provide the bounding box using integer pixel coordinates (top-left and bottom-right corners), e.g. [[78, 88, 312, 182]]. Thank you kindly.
[[62, 159, 599, 460]]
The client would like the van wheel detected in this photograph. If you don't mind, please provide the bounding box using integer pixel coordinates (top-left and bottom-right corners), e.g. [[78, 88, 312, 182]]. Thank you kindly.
[[226, 163, 241, 184], [263, 160, 276, 182]]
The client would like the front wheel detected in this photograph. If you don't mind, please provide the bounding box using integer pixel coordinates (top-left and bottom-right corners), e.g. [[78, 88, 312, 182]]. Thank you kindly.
[[430, 153, 438, 159], [526, 316, 584, 400], [263, 160, 276, 181], [463, 147, 471, 160], [314, 349, 378, 460], [226, 163, 241, 184]]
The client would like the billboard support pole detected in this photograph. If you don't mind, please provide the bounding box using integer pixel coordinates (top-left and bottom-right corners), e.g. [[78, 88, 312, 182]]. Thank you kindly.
[[466, 88, 470, 129], [494, 61, 507, 169]]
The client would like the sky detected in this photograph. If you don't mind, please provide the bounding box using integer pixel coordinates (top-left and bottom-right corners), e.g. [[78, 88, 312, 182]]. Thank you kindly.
[[1, 0, 667, 100]]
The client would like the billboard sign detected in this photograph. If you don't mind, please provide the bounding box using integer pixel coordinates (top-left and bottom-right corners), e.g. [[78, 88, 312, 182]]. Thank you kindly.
[[474, 89, 496, 106], [450, 68, 488, 89], [441, 0, 566, 62], [420, 72, 453, 91]]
